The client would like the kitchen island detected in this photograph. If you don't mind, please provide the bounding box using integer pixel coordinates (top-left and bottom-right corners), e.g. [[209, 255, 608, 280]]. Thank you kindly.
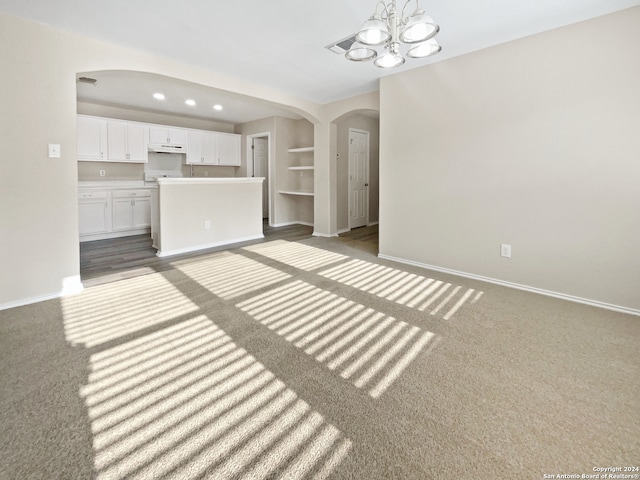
[[153, 177, 265, 257]]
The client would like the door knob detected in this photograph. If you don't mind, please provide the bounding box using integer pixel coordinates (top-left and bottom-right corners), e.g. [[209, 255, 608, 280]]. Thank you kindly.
[[365, 183, 369, 187]]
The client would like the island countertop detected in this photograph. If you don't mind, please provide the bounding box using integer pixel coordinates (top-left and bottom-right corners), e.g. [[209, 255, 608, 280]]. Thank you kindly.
[[157, 177, 264, 185]]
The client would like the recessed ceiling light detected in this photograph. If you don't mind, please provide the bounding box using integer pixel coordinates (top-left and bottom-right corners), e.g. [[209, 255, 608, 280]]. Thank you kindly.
[[213, 104, 223, 111], [153, 92, 165, 100], [185, 99, 196, 106]]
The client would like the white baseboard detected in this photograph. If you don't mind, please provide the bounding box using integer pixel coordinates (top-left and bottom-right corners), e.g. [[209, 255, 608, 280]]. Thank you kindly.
[[367, 221, 379, 227], [378, 254, 640, 317], [156, 234, 265, 258], [80, 228, 151, 243], [336, 228, 350, 235], [271, 221, 313, 228], [0, 275, 84, 311], [313, 231, 339, 238]]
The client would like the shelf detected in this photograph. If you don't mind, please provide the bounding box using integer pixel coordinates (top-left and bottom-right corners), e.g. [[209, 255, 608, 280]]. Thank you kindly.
[[288, 166, 314, 171], [279, 190, 314, 197], [287, 147, 314, 153]]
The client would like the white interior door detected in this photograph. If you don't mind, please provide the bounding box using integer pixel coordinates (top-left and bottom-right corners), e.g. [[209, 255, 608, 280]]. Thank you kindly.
[[253, 137, 269, 219], [349, 129, 370, 229]]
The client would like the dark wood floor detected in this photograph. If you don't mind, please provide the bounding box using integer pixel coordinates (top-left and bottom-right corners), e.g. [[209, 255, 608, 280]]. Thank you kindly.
[[80, 223, 378, 287]]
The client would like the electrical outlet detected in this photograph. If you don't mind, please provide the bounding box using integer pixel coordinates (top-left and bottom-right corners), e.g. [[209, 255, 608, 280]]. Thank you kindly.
[[204, 220, 211, 229], [99, 170, 106, 177], [204, 170, 209, 177], [501, 244, 512, 258]]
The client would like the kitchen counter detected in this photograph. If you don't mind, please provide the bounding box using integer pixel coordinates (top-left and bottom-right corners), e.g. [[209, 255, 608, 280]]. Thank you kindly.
[[154, 177, 265, 257], [78, 180, 151, 189]]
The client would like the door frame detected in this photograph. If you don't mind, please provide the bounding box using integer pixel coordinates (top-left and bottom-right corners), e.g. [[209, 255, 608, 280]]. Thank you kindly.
[[348, 128, 370, 229], [246, 132, 273, 225]]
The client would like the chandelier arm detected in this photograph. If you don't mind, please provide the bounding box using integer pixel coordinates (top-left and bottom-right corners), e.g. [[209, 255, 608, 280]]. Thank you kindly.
[[400, 0, 420, 20], [374, 0, 393, 21]]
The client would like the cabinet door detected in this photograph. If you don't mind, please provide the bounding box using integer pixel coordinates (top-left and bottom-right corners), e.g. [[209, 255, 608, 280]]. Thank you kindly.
[[186, 130, 203, 164], [126, 123, 148, 162], [112, 198, 134, 231], [107, 121, 147, 163], [107, 121, 127, 161], [201, 132, 215, 164], [149, 126, 187, 146], [168, 128, 188, 146], [79, 200, 109, 235], [77, 115, 107, 161], [215, 133, 241, 166], [132, 198, 151, 228], [149, 126, 169, 144]]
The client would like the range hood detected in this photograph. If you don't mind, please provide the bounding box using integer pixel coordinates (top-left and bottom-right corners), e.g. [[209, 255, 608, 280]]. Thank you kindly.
[[148, 143, 186, 154]]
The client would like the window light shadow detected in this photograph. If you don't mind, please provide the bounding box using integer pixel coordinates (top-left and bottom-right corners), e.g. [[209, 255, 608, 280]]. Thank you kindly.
[[80, 316, 352, 480], [319, 259, 484, 320], [237, 281, 435, 399], [243, 240, 348, 271], [173, 251, 291, 300], [61, 273, 200, 347]]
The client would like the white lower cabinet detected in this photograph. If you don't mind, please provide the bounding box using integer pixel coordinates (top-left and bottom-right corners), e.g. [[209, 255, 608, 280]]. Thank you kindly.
[[112, 190, 151, 231], [79, 186, 152, 241], [78, 191, 110, 235]]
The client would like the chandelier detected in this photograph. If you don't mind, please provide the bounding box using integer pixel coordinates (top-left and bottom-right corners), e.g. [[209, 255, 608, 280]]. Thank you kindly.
[[346, 0, 441, 68]]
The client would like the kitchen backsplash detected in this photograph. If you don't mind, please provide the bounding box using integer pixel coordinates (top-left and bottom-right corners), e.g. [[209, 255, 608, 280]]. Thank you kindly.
[[77, 161, 144, 182], [77, 161, 238, 181]]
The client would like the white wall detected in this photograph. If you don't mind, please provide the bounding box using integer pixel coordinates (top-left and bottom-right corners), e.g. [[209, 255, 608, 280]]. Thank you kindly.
[[379, 7, 640, 313]]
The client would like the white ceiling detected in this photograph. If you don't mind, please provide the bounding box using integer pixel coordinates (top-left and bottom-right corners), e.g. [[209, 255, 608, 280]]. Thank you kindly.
[[1, 0, 638, 124], [76, 70, 305, 125]]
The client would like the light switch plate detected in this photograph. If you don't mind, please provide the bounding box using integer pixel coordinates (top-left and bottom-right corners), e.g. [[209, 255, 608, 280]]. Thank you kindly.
[[48, 144, 61, 158]]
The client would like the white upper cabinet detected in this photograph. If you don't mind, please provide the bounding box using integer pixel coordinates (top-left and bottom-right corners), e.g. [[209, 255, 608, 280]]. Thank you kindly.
[[214, 132, 241, 166], [187, 130, 240, 166], [186, 130, 215, 165], [149, 126, 187, 146], [77, 115, 107, 161], [77, 115, 239, 166], [107, 120, 148, 163]]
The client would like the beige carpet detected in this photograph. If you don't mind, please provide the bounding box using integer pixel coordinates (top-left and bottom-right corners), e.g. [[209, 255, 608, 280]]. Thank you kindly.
[[1, 234, 638, 479]]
